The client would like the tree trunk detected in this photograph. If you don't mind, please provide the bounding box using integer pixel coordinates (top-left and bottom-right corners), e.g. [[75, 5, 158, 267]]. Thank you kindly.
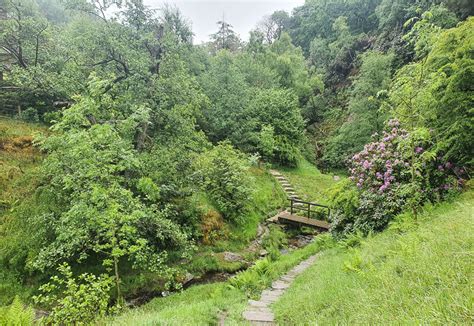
[[114, 256, 122, 305]]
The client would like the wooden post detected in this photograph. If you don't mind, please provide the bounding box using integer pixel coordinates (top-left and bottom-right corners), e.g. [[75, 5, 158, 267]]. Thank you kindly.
[[307, 203, 310, 219], [290, 199, 294, 215]]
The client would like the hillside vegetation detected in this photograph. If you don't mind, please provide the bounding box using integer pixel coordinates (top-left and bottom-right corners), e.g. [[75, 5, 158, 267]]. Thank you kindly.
[[0, 0, 472, 324]]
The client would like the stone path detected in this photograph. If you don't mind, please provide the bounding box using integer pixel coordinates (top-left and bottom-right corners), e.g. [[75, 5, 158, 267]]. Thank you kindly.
[[242, 254, 318, 325], [269, 169, 302, 202]]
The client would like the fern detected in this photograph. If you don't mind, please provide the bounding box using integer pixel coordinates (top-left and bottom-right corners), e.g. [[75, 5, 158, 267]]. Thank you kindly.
[[0, 296, 34, 326]]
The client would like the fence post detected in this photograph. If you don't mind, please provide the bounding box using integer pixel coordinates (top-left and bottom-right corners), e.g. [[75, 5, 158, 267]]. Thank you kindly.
[[290, 199, 293, 215], [307, 203, 311, 219]]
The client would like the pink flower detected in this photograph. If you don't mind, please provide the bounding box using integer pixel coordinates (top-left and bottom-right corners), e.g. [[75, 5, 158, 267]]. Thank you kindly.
[[415, 147, 423, 154]]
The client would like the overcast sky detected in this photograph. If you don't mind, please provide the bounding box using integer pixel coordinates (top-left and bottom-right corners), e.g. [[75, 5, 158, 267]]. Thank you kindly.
[[143, 0, 305, 44]]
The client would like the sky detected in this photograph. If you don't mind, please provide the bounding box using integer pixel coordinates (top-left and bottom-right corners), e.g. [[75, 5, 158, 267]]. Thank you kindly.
[[143, 0, 305, 44]]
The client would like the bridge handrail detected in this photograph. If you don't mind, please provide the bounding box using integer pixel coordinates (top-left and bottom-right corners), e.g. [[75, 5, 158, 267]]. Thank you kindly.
[[289, 198, 331, 220]]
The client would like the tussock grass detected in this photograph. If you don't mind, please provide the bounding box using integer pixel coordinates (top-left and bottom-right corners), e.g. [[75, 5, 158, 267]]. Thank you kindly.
[[0, 118, 45, 207], [273, 190, 474, 324]]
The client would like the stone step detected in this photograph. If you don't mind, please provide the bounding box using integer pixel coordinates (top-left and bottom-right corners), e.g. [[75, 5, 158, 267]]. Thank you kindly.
[[242, 310, 274, 323], [248, 300, 268, 308], [242, 254, 320, 325], [245, 306, 273, 314], [271, 280, 290, 290]]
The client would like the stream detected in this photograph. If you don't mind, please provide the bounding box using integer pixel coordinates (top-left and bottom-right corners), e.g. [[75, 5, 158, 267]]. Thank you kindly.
[[125, 222, 317, 308]]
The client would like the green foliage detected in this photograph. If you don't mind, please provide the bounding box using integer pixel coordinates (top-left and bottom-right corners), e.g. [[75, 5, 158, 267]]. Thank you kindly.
[[0, 296, 34, 326], [28, 78, 191, 303], [228, 234, 335, 297], [327, 179, 360, 235], [199, 50, 251, 143], [19, 107, 40, 122], [323, 51, 394, 167], [34, 263, 113, 325], [387, 17, 474, 169], [249, 88, 305, 166], [194, 143, 253, 221]]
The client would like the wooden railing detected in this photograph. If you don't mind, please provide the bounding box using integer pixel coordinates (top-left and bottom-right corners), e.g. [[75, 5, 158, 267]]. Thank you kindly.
[[289, 198, 330, 221]]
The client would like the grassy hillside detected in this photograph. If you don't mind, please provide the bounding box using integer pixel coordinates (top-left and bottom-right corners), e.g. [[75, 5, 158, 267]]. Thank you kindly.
[[273, 188, 474, 324], [0, 118, 46, 304], [0, 118, 45, 212], [277, 159, 342, 204]]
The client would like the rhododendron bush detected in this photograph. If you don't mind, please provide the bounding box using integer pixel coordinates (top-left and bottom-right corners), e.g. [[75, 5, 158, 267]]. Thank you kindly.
[[330, 120, 465, 234]]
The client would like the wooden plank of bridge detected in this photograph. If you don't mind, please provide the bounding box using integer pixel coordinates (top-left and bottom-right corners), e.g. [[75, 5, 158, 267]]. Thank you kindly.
[[278, 211, 330, 230]]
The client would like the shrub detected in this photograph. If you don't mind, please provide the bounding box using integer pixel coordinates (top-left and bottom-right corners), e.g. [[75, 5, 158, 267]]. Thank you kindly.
[[331, 120, 465, 234], [33, 263, 113, 325], [19, 107, 39, 122], [194, 143, 253, 221]]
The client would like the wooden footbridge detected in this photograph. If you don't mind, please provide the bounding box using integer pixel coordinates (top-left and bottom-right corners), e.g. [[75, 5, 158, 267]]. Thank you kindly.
[[277, 198, 330, 230], [269, 170, 331, 231]]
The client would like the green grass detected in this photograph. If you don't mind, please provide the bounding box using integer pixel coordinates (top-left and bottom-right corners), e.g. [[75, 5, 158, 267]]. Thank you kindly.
[[105, 282, 247, 326], [273, 189, 474, 324], [105, 234, 335, 326], [277, 159, 342, 204]]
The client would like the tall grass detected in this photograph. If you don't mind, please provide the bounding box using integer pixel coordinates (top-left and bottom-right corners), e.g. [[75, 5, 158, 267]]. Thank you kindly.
[[273, 189, 474, 324]]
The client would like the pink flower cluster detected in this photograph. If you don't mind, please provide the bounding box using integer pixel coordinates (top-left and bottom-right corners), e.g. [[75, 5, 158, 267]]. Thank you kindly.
[[349, 121, 410, 194]]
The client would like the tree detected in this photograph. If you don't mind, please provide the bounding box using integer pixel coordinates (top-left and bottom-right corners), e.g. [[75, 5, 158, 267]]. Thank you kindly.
[[209, 19, 241, 52], [199, 50, 250, 143], [194, 143, 253, 221], [387, 17, 474, 169], [256, 10, 289, 44], [31, 77, 191, 302], [248, 88, 305, 166]]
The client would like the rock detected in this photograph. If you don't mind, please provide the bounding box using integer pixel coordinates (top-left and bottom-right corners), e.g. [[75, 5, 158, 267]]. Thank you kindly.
[[223, 251, 244, 262], [183, 272, 194, 285], [161, 291, 170, 297], [259, 249, 268, 257], [279, 248, 289, 255], [333, 175, 340, 181]]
